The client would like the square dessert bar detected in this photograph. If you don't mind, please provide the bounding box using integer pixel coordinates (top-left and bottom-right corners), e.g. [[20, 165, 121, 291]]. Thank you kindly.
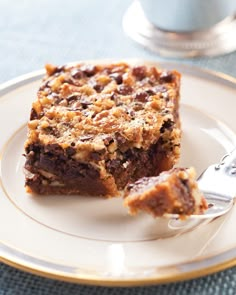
[[24, 62, 181, 196]]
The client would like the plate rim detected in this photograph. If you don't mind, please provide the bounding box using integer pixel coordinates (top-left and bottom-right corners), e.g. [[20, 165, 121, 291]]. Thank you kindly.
[[0, 59, 236, 286], [0, 241, 235, 287]]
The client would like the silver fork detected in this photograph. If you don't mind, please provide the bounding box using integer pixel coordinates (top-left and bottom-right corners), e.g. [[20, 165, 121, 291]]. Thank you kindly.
[[148, 150, 236, 236], [163, 150, 236, 234], [183, 148, 236, 220]]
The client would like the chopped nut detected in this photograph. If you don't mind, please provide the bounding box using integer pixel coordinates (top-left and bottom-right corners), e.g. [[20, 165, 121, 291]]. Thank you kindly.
[[40, 120, 50, 129], [45, 64, 58, 76], [28, 120, 39, 129], [32, 101, 42, 114], [108, 141, 117, 153], [122, 72, 135, 86], [50, 76, 64, 92], [79, 85, 95, 95], [102, 80, 117, 94], [96, 75, 111, 85], [148, 100, 161, 110]]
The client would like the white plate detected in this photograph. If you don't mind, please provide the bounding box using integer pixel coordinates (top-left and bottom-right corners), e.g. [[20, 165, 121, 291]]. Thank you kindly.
[[0, 60, 236, 286]]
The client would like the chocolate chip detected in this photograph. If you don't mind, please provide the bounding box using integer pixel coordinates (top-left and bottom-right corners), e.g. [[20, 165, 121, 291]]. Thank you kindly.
[[79, 135, 94, 142], [44, 126, 54, 135], [133, 102, 144, 111], [66, 147, 76, 156], [133, 91, 148, 102], [110, 92, 119, 103], [159, 71, 174, 83], [39, 80, 51, 90], [66, 94, 80, 103], [117, 85, 133, 95], [132, 66, 147, 80], [109, 73, 123, 84], [126, 183, 134, 190], [63, 162, 99, 179], [51, 96, 62, 105], [30, 108, 38, 120], [103, 136, 114, 145], [25, 143, 40, 155], [86, 165, 100, 178], [81, 65, 97, 77], [145, 89, 156, 95], [160, 119, 174, 133], [43, 144, 63, 156], [47, 65, 65, 76], [55, 65, 65, 73], [106, 159, 121, 170], [145, 85, 168, 97], [71, 69, 84, 79], [90, 149, 105, 161], [93, 83, 104, 92], [90, 152, 101, 161], [115, 132, 126, 145], [180, 178, 189, 189], [80, 99, 92, 109]]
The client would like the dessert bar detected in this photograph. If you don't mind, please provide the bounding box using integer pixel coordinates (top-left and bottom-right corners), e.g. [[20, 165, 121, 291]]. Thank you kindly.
[[24, 62, 181, 196]]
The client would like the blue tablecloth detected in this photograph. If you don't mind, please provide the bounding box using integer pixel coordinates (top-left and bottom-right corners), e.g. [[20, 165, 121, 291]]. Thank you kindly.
[[0, 0, 236, 294]]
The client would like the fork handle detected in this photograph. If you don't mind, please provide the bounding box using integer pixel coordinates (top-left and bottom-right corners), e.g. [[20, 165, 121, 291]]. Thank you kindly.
[[198, 148, 236, 200], [215, 148, 236, 175]]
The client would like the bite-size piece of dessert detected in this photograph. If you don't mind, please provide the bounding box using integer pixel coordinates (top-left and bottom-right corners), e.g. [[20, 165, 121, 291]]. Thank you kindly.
[[124, 167, 208, 217]]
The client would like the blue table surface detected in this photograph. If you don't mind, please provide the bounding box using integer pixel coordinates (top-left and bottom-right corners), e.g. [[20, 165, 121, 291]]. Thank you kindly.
[[0, 0, 236, 294]]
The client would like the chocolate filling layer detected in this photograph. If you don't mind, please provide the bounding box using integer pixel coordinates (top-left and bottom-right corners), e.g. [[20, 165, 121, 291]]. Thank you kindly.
[[25, 143, 108, 195], [105, 139, 173, 189], [24, 137, 175, 195]]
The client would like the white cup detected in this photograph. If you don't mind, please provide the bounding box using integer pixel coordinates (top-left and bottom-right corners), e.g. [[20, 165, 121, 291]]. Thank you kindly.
[[139, 0, 236, 32]]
